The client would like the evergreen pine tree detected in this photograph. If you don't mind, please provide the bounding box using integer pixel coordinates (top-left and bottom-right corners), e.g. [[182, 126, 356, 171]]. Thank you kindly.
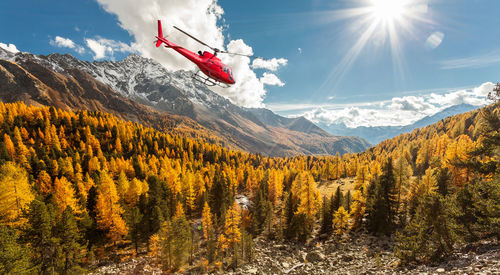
[[23, 200, 57, 273], [436, 167, 451, 197], [252, 186, 272, 235], [128, 207, 143, 253], [366, 158, 397, 234], [395, 193, 455, 264], [0, 225, 30, 274], [331, 186, 343, 213], [56, 207, 84, 274], [320, 196, 332, 235], [283, 191, 296, 240], [344, 190, 352, 213]]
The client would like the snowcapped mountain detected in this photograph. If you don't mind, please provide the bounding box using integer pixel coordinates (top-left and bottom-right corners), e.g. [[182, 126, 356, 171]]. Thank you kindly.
[[320, 104, 480, 145], [0, 48, 370, 156]]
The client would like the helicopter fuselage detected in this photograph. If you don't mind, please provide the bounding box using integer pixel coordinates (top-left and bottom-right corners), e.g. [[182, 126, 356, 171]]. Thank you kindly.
[[155, 26, 235, 85]]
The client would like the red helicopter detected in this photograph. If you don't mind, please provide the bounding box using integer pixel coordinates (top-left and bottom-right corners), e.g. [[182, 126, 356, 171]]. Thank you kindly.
[[155, 20, 253, 88]]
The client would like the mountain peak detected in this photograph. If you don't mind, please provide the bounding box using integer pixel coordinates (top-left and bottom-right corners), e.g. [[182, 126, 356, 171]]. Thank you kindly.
[[0, 49, 370, 156]]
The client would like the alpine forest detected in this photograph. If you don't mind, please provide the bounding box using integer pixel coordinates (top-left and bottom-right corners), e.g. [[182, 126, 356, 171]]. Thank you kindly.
[[0, 84, 498, 274]]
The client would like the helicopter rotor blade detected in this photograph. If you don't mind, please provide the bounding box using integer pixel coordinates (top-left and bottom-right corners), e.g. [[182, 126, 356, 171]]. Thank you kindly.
[[173, 26, 218, 52], [174, 25, 257, 58], [218, 50, 254, 57]]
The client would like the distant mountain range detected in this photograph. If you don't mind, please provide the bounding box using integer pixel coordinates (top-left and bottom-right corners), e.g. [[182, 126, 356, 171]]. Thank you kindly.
[[0, 48, 370, 156], [318, 104, 480, 145]]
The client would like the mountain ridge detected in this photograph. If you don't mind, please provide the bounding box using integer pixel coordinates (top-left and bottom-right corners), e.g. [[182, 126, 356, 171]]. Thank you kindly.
[[318, 103, 479, 145], [0, 48, 370, 156]]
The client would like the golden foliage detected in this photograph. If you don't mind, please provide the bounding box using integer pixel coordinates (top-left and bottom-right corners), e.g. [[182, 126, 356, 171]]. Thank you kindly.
[[96, 171, 127, 243], [332, 206, 350, 236], [0, 162, 34, 226]]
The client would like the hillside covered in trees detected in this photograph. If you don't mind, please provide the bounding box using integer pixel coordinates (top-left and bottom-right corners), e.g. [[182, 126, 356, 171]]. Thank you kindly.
[[0, 85, 498, 273]]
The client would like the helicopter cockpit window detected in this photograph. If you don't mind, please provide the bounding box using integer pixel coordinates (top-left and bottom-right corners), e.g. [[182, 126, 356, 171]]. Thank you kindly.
[[228, 69, 233, 76], [223, 66, 228, 73]]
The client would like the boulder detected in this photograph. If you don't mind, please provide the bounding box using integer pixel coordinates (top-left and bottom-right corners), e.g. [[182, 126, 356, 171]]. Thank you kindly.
[[306, 251, 325, 262]]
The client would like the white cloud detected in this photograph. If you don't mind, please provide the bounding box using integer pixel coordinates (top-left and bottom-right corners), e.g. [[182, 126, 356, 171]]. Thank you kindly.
[[298, 48, 302, 54], [85, 38, 136, 60], [214, 39, 267, 107], [260, 72, 285, 87], [473, 82, 495, 97], [389, 96, 434, 111], [298, 106, 427, 128], [50, 36, 85, 54], [0, 42, 19, 53], [275, 82, 494, 128], [427, 88, 489, 106], [86, 39, 107, 59], [251, 57, 288, 71], [94, 0, 286, 107], [440, 51, 500, 69]]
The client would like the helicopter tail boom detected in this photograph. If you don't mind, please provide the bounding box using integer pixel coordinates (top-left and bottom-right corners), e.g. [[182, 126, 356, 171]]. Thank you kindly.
[[156, 20, 164, 47]]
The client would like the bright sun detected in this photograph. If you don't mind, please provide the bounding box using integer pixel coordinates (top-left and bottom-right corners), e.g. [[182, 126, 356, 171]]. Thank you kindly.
[[370, 0, 406, 22], [318, 0, 432, 91]]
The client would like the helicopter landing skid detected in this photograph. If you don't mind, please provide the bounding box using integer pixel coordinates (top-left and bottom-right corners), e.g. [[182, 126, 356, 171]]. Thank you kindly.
[[192, 70, 230, 88]]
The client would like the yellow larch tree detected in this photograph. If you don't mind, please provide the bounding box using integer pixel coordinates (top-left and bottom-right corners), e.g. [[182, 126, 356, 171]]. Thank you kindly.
[[116, 171, 130, 201], [267, 169, 284, 205], [125, 178, 142, 206], [355, 164, 369, 190], [54, 176, 79, 213], [295, 171, 321, 218], [220, 201, 242, 263], [37, 170, 53, 196], [332, 206, 350, 236], [96, 171, 127, 244], [350, 189, 365, 229], [201, 201, 214, 239], [3, 134, 15, 160], [0, 162, 34, 226]]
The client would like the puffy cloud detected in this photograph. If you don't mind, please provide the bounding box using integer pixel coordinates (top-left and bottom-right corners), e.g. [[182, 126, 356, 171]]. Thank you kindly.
[[299, 106, 423, 128], [85, 39, 107, 59], [95, 0, 225, 69], [0, 42, 19, 53], [94, 0, 286, 107], [389, 96, 434, 111], [215, 39, 266, 107], [260, 72, 285, 87], [251, 57, 288, 71], [277, 82, 494, 128], [473, 82, 495, 97], [427, 82, 494, 106], [50, 36, 85, 54], [85, 38, 136, 60]]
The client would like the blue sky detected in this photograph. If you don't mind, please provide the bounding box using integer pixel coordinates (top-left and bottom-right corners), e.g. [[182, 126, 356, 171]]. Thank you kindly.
[[1, 0, 498, 127]]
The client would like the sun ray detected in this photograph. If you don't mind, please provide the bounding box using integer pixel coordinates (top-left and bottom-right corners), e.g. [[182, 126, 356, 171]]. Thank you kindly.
[[316, 0, 433, 95], [319, 18, 381, 92]]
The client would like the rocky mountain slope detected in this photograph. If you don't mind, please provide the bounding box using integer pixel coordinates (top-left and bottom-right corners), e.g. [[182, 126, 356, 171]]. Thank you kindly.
[[0, 50, 215, 142], [0, 48, 370, 156], [320, 104, 479, 145]]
